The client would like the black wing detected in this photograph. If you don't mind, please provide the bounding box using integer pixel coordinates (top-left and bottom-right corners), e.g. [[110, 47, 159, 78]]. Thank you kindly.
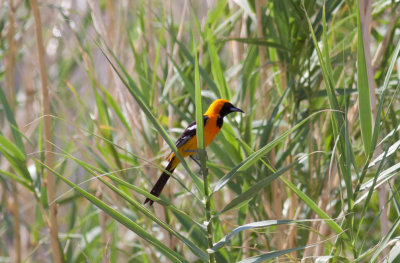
[[175, 115, 209, 148]]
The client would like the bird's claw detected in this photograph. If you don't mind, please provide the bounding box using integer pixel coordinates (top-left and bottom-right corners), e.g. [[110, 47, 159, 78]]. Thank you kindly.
[[189, 154, 208, 177], [199, 167, 209, 177]]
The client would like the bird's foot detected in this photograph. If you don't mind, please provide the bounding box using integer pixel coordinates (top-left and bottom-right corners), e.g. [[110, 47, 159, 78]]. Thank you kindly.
[[190, 155, 201, 167], [199, 167, 209, 177], [189, 155, 209, 177]]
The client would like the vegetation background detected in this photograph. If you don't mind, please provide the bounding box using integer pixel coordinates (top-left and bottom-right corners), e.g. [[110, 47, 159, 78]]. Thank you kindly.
[[1, 0, 400, 262]]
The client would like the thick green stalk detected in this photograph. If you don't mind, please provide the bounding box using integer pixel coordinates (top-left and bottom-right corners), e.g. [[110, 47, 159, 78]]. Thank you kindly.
[[200, 150, 215, 263], [194, 44, 215, 262]]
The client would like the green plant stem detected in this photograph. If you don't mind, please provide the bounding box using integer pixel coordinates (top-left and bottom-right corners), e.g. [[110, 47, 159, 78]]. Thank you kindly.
[[199, 150, 215, 263]]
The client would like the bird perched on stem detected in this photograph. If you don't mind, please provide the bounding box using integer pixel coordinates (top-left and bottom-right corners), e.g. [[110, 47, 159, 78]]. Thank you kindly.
[[144, 99, 244, 205]]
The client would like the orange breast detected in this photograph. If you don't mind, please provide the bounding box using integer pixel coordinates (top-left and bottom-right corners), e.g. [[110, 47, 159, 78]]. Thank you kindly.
[[204, 115, 220, 147], [171, 114, 221, 160]]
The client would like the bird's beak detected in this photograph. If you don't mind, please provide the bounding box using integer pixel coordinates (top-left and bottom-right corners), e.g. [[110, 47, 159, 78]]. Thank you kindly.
[[230, 106, 244, 114]]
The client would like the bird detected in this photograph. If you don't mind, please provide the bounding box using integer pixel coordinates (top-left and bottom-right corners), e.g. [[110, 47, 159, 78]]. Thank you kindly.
[[144, 99, 244, 205]]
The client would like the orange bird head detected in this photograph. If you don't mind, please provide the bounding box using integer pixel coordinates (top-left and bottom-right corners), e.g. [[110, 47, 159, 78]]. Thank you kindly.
[[204, 99, 244, 117]]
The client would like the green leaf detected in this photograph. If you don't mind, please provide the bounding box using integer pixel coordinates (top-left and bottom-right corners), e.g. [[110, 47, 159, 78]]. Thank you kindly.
[[0, 135, 31, 181], [237, 244, 316, 263], [356, 0, 373, 156], [388, 243, 400, 263], [165, 26, 220, 96], [218, 160, 299, 214], [209, 219, 314, 253], [280, 176, 347, 239], [303, 1, 354, 203], [88, 165, 208, 261], [221, 38, 289, 51], [0, 134, 26, 162], [101, 86, 133, 137], [205, 21, 230, 99], [370, 31, 400, 154], [0, 85, 26, 156], [0, 169, 32, 191], [38, 159, 189, 263], [370, 215, 400, 262], [97, 40, 204, 194], [213, 111, 324, 193]]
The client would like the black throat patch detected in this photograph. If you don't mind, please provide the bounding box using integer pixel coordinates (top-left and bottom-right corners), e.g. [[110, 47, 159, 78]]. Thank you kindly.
[[217, 116, 223, 128]]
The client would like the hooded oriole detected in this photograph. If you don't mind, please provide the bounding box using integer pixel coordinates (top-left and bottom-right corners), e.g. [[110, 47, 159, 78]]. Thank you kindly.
[[144, 99, 244, 205]]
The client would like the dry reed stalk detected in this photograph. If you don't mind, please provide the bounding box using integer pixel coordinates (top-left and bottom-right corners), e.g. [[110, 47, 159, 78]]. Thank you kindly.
[[360, 1, 390, 258], [371, 12, 399, 71], [146, 0, 155, 78], [282, 114, 298, 259], [303, 104, 330, 259], [165, 0, 188, 127], [315, 164, 339, 255], [96, 185, 109, 263], [302, 212, 320, 259], [255, 0, 283, 250], [255, 0, 268, 104], [29, 0, 63, 262], [6, 0, 16, 109], [284, 175, 299, 259], [228, 1, 242, 88], [371, 11, 399, 259], [6, 0, 22, 261]]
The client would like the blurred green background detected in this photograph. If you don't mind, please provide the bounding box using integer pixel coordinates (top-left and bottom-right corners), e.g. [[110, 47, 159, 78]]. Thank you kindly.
[[1, 0, 400, 262]]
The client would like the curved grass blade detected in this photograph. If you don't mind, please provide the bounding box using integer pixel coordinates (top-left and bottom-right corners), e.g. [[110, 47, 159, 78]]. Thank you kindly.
[[217, 160, 299, 215], [237, 244, 316, 263], [167, 54, 195, 101], [369, 215, 400, 262], [370, 38, 400, 154], [213, 111, 324, 193], [221, 38, 289, 51], [209, 219, 315, 253], [0, 85, 25, 155], [280, 176, 347, 239], [85, 165, 208, 261], [388, 244, 400, 263], [303, 2, 354, 203], [101, 86, 133, 137], [359, 161, 400, 194], [96, 39, 203, 194], [0, 169, 33, 191], [66, 154, 208, 238], [0, 135, 31, 181], [313, 256, 350, 263], [0, 134, 25, 162], [164, 23, 220, 96], [38, 159, 189, 263], [205, 22, 230, 99], [52, 144, 208, 259]]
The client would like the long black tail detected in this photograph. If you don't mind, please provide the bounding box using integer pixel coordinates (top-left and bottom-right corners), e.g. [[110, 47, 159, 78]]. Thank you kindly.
[[144, 158, 176, 206]]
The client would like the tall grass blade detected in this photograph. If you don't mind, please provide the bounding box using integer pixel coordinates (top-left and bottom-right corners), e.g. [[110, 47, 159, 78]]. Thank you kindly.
[[356, 0, 373, 156], [237, 244, 316, 263], [218, 160, 299, 214], [38, 160, 189, 263], [0, 85, 25, 155], [97, 40, 204, 193], [213, 111, 323, 193], [210, 219, 316, 253]]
